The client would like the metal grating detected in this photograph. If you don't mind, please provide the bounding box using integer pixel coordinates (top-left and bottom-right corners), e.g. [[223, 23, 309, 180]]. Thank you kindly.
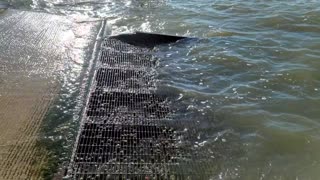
[[99, 50, 155, 68], [67, 33, 212, 179], [68, 35, 179, 179], [86, 91, 170, 119], [94, 68, 155, 92], [74, 123, 177, 164], [102, 38, 151, 53]]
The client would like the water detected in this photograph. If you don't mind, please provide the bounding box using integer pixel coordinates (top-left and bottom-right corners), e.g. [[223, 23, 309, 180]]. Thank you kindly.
[[1, 0, 320, 179], [0, 4, 101, 179]]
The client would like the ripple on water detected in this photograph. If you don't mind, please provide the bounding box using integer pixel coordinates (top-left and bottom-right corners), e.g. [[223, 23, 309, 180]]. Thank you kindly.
[[155, 3, 320, 173]]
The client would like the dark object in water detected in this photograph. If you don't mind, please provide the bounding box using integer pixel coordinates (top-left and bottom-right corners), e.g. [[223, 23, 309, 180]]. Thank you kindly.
[[110, 31, 187, 48]]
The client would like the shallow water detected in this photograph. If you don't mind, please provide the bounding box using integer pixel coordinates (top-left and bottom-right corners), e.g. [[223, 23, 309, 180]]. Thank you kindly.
[[0, 6, 101, 179], [1, 0, 320, 179]]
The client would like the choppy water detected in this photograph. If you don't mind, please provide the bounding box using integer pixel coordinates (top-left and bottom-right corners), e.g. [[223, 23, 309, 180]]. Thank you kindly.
[[1, 0, 320, 179]]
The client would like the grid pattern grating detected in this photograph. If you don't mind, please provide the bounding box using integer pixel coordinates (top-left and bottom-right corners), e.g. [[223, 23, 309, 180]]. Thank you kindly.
[[68, 36, 185, 179], [102, 38, 150, 53], [99, 50, 155, 68], [94, 68, 155, 92], [75, 123, 177, 164], [86, 91, 170, 119]]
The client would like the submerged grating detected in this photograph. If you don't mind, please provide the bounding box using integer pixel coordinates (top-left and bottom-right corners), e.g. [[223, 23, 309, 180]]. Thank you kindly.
[[86, 91, 170, 119], [102, 38, 151, 53], [68, 33, 209, 179], [75, 123, 177, 164], [99, 50, 155, 68], [94, 68, 155, 92]]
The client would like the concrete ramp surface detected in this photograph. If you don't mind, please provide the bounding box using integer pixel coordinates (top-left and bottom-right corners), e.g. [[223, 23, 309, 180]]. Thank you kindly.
[[0, 9, 100, 179]]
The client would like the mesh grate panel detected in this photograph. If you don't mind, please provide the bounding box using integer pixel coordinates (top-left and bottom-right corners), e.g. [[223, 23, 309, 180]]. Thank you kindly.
[[94, 68, 155, 92], [86, 91, 170, 119], [75, 123, 177, 164], [102, 38, 150, 53], [68, 35, 201, 179], [99, 50, 155, 68], [84, 113, 173, 125]]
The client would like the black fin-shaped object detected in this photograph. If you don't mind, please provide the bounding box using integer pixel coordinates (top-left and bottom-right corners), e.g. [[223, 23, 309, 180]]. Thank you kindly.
[[110, 32, 187, 48]]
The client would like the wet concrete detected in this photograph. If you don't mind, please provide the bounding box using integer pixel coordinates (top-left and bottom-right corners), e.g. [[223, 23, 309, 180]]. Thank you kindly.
[[0, 9, 100, 179]]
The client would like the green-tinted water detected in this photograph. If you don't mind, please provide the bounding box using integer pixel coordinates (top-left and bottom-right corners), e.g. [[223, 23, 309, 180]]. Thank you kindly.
[[1, 0, 320, 179]]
